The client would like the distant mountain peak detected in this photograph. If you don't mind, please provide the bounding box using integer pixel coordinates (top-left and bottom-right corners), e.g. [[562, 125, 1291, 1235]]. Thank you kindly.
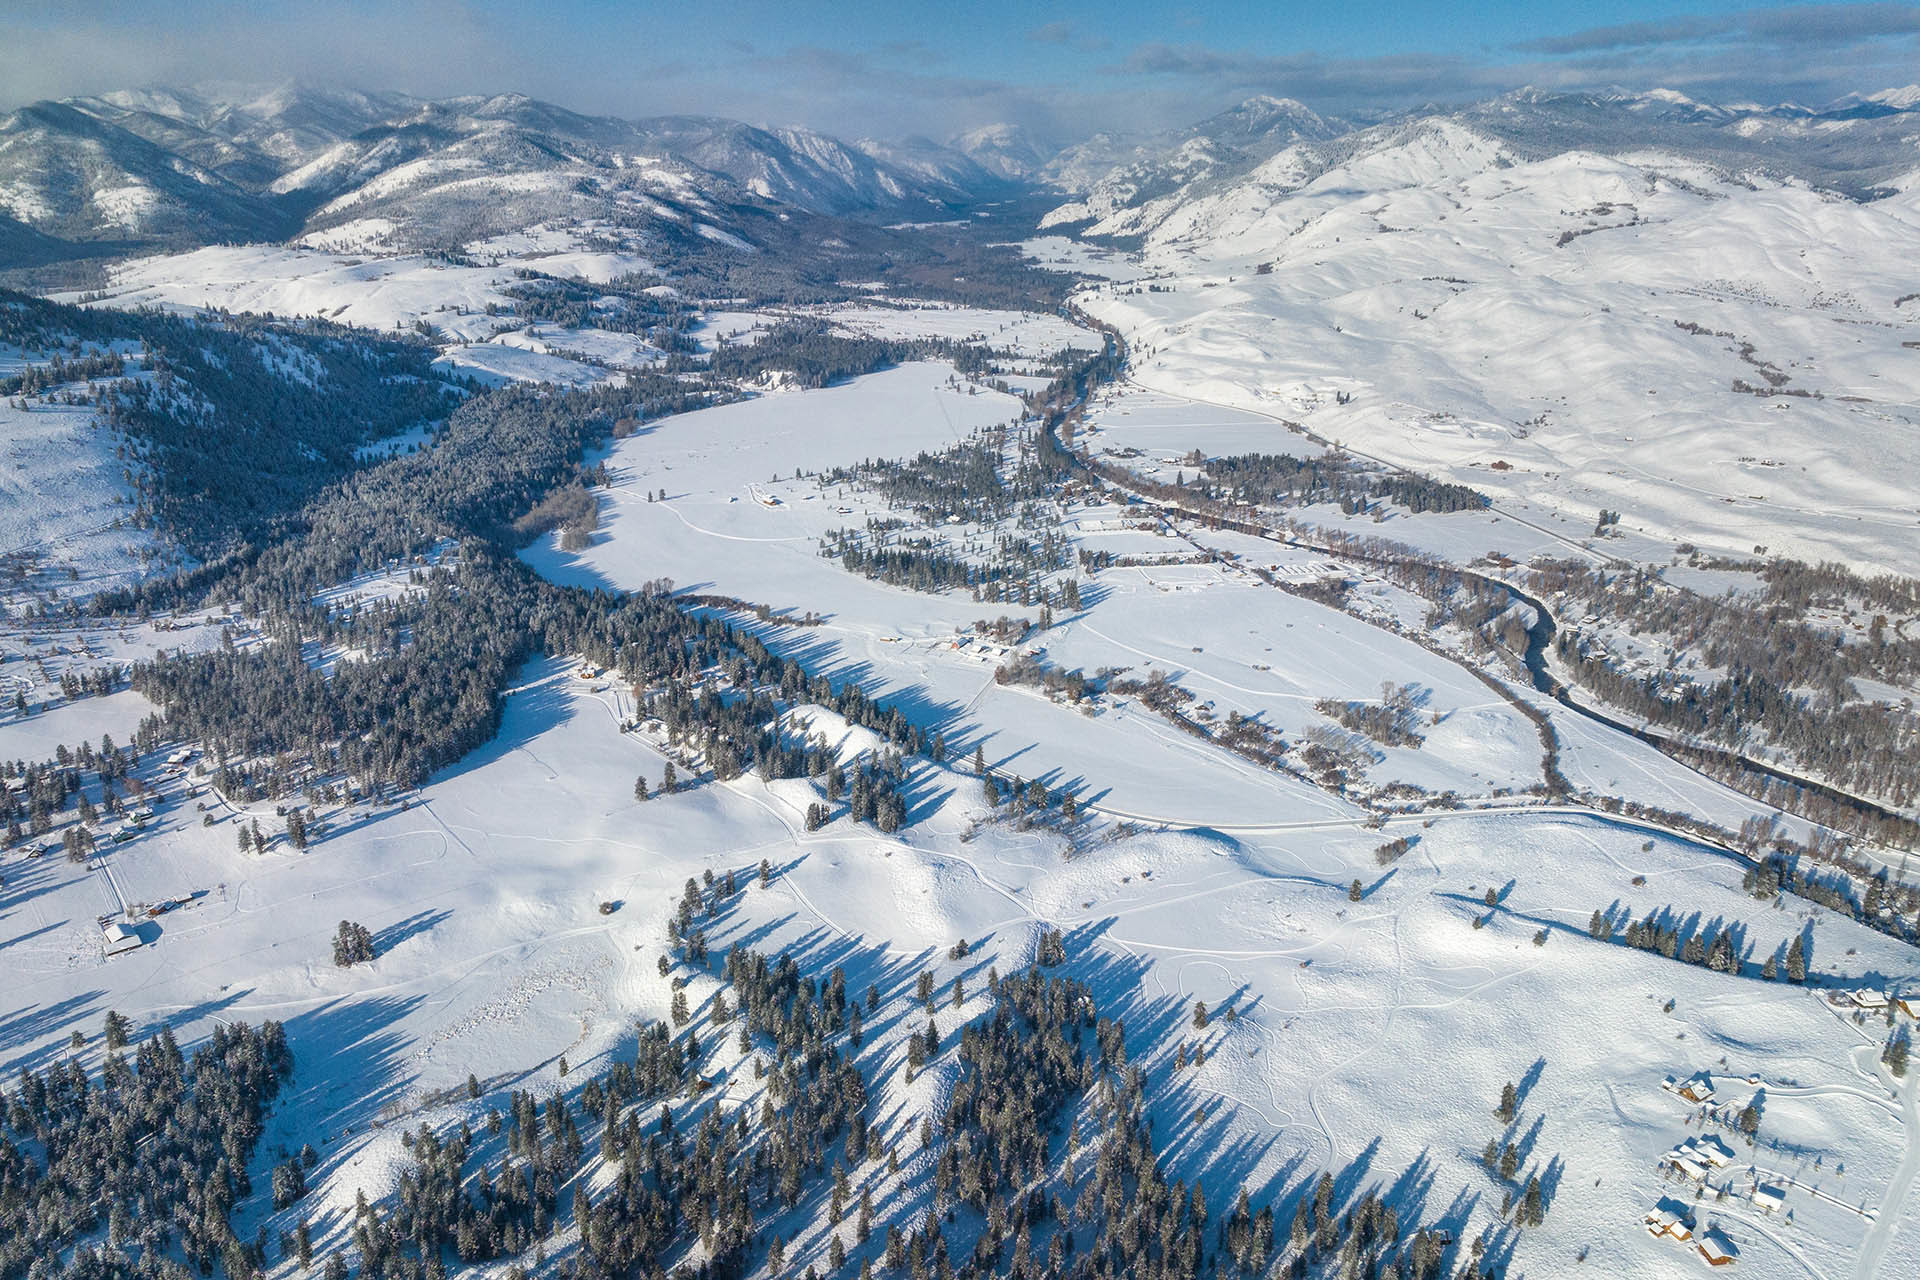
[[951, 122, 1050, 181], [1866, 84, 1920, 109]]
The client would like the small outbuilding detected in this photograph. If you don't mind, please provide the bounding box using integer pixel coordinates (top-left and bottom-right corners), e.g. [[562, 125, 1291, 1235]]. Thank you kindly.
[[102, 922, 143, 956]]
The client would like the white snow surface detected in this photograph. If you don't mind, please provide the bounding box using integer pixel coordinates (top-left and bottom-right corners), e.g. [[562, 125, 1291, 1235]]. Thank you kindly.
[[4, 638, 1916, 1280]]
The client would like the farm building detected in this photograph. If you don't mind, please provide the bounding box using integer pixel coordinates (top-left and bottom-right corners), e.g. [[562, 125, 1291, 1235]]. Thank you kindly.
[[1668, 1074, 1715, 1104], [1672, 1135, 1735, 1168], [101, 922, 142, 956], [1696, 1230, 1737, 1266]]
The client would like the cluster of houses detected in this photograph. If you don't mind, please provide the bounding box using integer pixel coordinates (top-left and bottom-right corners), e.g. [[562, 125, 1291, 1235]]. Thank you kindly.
[[1642, 1208, 1738, 1266], [1643, 1068, 1811, 1266]]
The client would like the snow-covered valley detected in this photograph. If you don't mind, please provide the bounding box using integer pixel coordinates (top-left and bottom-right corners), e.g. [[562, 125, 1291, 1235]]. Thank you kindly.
[[4, 72, 1920, 1280]]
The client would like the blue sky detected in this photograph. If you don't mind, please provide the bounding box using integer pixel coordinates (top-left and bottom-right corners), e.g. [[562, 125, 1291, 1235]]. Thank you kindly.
[[5, 0, 1918, 139]]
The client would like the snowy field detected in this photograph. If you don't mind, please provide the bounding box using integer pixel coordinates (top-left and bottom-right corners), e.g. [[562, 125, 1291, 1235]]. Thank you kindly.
[[56, 246, 521, 339], [522, 360, 1530, 814], [431, 341, 618, 388], [3, 644, 1916, 1279], [52, 243, 651, 343], [490, 322, 663, 369]]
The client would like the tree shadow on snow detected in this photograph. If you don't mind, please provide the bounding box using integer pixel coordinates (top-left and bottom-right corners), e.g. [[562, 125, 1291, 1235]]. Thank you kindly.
[[0, 988, 108, 1073]]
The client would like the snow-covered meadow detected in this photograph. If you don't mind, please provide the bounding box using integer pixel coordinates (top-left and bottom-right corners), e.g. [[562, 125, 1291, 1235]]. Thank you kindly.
[[5, 632, 1916, 1278]]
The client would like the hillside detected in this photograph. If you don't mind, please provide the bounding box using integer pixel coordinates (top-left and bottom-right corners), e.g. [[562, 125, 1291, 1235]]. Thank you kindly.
[[1063, 113, 1920, 577]]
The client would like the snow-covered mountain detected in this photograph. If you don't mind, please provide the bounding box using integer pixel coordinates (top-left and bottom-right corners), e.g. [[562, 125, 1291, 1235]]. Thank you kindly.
[[0, 99, 296, 244], [1065, 90, 1920, 575], [850, 134, 1004, 199], [1040, 95, 1343, 228], [0, 83, 1022, 260], [1048, 85, 1920, 236], [950, 123, 1051, 181]]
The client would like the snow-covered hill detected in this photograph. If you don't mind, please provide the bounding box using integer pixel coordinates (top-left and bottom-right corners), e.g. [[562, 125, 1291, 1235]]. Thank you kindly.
[[1049, 86, 1920, 235], [1061, 106, 1920, 574]]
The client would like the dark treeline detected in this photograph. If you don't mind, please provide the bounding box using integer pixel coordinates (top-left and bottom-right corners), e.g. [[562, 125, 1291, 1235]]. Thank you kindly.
[[828, 440, 1011, 526], [67, 316, 945, 806], [708, 323, 917, 390], [823, 423, 1078, 530], [0, 733, 142, 846], [820, 424, 1082, 607], [1587, 903, 1768, 977], [494, 272, 692, 346], [344, 940, 870, 1277], [824, 526, 1076, 606], [0, 1019, 294, 1280], [0, 350, 126, 396], [1203, 454, 1490, 517], [132, 548, 929, 797]]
